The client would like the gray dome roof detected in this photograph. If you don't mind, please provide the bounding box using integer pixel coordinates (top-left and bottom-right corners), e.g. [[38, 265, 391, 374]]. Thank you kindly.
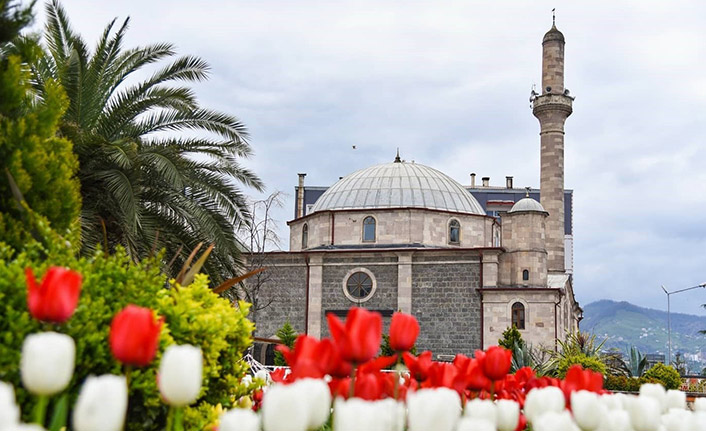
[[509, 197, 547, 214], [310, 161, 485, 215]]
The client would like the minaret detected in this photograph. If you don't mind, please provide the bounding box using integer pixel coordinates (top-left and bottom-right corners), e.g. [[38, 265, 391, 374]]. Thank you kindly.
[[532, 17, 573, 273]]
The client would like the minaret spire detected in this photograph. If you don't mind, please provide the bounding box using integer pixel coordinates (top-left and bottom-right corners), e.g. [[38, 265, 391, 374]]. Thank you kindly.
[[394, 148, 401, 163], [532, 20, 573, 272], [552, 8, 556, 26]]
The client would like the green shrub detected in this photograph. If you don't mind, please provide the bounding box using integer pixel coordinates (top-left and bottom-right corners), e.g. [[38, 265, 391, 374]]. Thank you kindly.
[[556, 354, 607, 379], [274, 321, 298, 366], [0, 55, 81, 251], [644, 363, 682, 390], [498, 325, 525, 350], [604, 375, 662, 392], [0, 245, 254, 430]]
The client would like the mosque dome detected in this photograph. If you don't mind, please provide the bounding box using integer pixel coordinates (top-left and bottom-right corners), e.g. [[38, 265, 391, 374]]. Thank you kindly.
[[310, 159, 485, 215], [509, 197, 546, 214]]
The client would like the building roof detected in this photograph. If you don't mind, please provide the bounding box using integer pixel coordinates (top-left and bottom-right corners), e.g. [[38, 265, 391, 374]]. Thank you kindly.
[[310, 161, 486, 215], [508, 197, 547, 214]]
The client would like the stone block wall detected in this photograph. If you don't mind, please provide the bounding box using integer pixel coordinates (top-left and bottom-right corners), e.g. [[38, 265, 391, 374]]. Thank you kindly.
[[245, 254, 308, 338], [411, 252, 482, 358], [319, 254, 399, 338]]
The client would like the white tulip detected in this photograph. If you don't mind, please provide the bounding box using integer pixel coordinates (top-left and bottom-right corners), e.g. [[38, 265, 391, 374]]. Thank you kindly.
[[496, 399, 520, 431], [333, 398, 402, 431], [572, 390, 604, 431], [262, 384, 308, 431], [524, 386, 565, 424], [694, 398, 706, 412], [241, 374, 253, 386], [72, 375, 127, 431], [21, 332, 75, 396], [639, 383, 666, 413], [464, 398, 496, 426], [690, 412, 706, 431], [255, 369, 270, 383], [407, 388, 461, 431], [291, 378, 331, 430], [661, 409, 691, 431], [0, 381, 20, 430], [456, 417, 496, 431], [664, 390, 685, 411], [600, 393, 629, 411], [629, 395, 661, 431], [158, 345, 203, 407], [596, 409, 632, 431], [219, 408, 260, 431], [533, 411, 580, 431]]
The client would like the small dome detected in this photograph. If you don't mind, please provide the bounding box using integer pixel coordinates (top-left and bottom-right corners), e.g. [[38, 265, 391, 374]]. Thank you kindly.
[[509, 197, 547, 214], [543, 25, 565, 44], [310, 161, 485, 215]]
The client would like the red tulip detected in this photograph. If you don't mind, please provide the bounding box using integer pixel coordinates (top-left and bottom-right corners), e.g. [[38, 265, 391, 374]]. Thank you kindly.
[[25, 266, 82, 323], [482, 346, 512, 381], [561, 365, 605, 405], [327, 307, 382, 364], [109, 305, 163, 367], [389, 312, 420, 352], [403, 351, 433, 382]]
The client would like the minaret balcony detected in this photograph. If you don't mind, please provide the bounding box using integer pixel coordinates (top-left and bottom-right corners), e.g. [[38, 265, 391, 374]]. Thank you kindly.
[[532, 93, 573, 117]]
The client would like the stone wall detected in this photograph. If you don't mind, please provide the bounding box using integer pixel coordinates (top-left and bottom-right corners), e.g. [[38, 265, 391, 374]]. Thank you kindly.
[[319, 254, 399, 338], [411, 252, 482, 358], [245, 254, 308, 338], [482, 289, 561, 350], [290, 208, 495, 251]]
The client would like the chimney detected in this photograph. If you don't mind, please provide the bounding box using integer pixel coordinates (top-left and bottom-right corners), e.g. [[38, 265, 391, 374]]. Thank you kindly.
[[482, 177, 490, 187], [470, 173, 476, 188], [297, 173, 306, 218], [506, 176, 514, 189]]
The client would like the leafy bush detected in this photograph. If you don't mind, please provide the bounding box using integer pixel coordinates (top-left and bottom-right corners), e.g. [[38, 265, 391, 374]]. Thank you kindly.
[[0, 245, 254, 430], [0, 54, 81, 251], [274, 321, 298, 366], [644, 363, 682, 390], [498, 325, 525, 350], [604, 375, 661, 392], [556, 354, 607, 379]]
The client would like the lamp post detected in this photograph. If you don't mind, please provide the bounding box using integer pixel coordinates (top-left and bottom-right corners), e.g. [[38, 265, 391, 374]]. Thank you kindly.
[[660, 283, 706, 366]]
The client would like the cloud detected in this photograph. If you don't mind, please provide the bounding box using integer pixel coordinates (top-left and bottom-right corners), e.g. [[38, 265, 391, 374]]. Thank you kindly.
[[48, 0, 706, 314]]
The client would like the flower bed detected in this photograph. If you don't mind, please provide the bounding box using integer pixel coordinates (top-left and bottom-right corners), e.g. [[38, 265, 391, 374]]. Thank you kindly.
[[3, 265, 706, 431]]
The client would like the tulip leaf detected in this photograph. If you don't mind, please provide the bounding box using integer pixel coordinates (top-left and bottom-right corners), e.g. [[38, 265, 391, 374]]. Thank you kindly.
[[48, 393, 68, 431]]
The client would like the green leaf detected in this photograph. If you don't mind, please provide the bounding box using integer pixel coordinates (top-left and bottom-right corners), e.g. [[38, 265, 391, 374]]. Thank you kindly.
[[48, 393, 69, 431]]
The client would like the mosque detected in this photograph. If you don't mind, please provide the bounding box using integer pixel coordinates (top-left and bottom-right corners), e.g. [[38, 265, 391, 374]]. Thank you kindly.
[[248, 22, 582, 358]]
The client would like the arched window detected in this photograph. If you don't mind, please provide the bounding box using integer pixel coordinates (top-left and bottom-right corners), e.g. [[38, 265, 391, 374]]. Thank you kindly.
[[511, 302, 525, 330], [363, 216, 376, 242], [301, 223, 308, 249], [448, 219, 460, 244], [522, 269, 529, 281]]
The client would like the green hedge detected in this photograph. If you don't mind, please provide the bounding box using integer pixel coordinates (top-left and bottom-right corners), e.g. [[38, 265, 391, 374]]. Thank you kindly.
[[644, 363, 682, 390], [0, 243, 254, 430], [556, 353, 607, 379]]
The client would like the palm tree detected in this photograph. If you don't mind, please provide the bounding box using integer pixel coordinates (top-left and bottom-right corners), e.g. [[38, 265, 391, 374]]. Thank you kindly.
[[30, 0, 263, 282]]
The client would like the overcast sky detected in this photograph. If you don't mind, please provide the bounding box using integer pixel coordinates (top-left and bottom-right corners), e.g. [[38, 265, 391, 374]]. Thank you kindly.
[[38, 1, 706, 315]]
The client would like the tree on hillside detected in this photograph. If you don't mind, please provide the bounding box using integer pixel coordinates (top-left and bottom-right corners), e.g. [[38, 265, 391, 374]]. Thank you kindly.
[[28, 0, 263, 282], [0, 0, 81, 252]]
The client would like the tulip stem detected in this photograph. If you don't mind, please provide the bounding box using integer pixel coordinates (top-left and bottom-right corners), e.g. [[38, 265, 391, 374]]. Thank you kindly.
[[166, 407, 174, 431], [393, 353, 402, 400], [173, 407, 184, 431], [125, 365, 132, 389], [490, 381, 495, 401], [349, 364, 357, 399], [33, 395, 49, 426]]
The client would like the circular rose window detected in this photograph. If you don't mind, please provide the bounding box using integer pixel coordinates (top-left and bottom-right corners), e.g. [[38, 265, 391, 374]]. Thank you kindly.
[[343, 269, 376, 303]]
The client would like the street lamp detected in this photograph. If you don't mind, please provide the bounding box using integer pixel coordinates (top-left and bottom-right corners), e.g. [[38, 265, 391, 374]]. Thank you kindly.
[[660, 283, 706, 366]]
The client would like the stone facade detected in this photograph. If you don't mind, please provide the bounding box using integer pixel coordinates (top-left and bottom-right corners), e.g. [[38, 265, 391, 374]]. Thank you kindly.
[[411, 253, 482, 358], [252, 250, 484, 358], [290, 208, 496, 251], [499, 211, 548, 287]]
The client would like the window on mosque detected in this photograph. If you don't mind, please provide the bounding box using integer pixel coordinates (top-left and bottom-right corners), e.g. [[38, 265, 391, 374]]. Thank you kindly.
[[522, 269, 529, 281], [363, 216, 376, 242], [345, 271, 375, 302], [449, 219, 460, 244], [302, 223, 308, 249], [512, 302, 526, 330]]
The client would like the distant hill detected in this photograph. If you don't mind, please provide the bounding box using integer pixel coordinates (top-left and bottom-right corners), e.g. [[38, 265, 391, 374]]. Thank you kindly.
[[581, 300, 706, 357]]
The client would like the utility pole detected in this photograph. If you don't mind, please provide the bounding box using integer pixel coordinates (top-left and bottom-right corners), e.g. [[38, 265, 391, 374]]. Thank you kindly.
[[660, 283, 706, 366]]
